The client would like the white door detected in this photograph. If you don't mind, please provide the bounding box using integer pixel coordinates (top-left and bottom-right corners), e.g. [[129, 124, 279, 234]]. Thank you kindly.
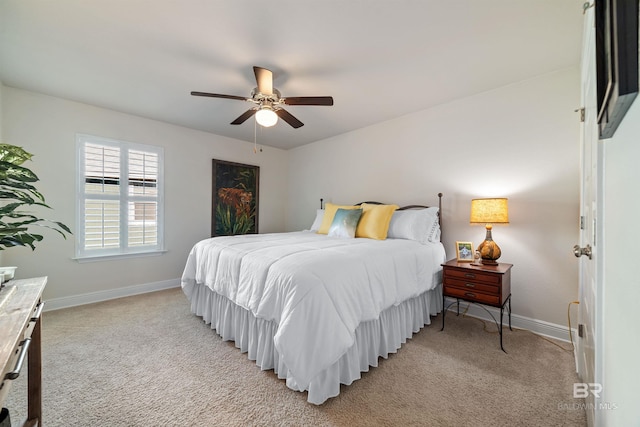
[[576, 6, 604, 426]]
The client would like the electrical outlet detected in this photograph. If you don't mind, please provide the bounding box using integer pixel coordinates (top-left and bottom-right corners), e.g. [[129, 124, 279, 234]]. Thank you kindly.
[[578, 324, 585, 338]]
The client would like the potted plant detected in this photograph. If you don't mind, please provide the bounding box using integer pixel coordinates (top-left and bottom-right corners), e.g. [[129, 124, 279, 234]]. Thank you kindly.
[[0, 143, 71, 268]]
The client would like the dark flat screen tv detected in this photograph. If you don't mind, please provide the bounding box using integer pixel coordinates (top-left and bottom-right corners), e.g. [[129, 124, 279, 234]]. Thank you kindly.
[[595, 0, 639, 139]]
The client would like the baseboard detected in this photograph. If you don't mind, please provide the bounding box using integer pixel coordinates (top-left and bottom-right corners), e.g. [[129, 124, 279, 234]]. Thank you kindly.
[[44, 278, 181, 311], [443, 296, 577, 344]]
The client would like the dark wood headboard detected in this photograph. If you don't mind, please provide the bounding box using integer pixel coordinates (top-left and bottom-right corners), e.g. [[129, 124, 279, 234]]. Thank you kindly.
[[319, 193, 443, 240]]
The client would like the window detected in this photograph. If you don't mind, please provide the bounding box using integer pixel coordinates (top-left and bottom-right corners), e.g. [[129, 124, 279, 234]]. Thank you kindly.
[[76, 134, 164, 260]]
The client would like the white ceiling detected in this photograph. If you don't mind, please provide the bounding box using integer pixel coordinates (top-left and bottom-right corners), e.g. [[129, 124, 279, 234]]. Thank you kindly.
[[0, 0, 584, 150]]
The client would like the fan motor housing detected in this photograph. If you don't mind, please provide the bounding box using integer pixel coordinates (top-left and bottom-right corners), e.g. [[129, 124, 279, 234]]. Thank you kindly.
[[251, 87, 282, 105]]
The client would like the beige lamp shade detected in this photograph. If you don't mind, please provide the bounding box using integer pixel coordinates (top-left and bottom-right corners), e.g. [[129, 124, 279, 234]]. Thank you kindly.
[[470, 198, 509, 224]]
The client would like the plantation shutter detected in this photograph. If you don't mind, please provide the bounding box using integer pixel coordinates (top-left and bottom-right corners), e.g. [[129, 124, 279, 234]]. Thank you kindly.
[[127, 149, 158, 247], [84, 143, 121, 250], [77, 135, 164, 259]]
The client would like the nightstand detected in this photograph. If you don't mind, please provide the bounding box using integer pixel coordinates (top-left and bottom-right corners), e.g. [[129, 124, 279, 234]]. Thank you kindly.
[[440, 259, 513, 352]]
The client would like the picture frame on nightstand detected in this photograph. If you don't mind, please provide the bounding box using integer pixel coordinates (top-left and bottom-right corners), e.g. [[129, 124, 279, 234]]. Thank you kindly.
[[455, 241, 474, 262]]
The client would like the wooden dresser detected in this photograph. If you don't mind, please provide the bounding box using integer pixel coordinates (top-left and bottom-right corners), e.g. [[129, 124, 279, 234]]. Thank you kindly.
[[440, 260, 512, 352], [0, 277, 47, 427]]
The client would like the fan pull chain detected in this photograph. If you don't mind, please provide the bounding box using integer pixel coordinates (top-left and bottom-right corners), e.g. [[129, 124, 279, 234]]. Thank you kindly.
[[253, 116, 263, 154], [254, 116, 257, 154]]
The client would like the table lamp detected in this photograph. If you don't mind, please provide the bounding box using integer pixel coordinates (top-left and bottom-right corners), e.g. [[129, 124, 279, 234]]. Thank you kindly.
[[470, 198, 509, 265]]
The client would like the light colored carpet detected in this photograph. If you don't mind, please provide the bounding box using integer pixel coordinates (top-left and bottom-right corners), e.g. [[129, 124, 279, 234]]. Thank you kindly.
[[5, 287, 586, 426]]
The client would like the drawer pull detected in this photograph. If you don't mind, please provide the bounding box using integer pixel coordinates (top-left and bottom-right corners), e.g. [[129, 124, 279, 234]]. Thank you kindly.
[[464, 273, 475, 279], [5, 338, 31, 381], [464, 292, 476, 298], [465, 283, 476, 288], [31, 301, 45, 322]]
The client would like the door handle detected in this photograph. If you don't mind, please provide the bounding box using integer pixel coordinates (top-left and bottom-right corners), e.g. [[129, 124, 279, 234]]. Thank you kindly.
[[573, 244, 592, 259]]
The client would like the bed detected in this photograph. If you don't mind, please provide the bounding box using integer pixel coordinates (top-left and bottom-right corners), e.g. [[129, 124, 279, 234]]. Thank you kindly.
[[181, 195, 446, 404]]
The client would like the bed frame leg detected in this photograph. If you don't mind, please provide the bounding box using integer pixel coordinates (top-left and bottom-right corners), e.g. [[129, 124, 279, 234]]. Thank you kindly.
[[438, 192, 443, 241]]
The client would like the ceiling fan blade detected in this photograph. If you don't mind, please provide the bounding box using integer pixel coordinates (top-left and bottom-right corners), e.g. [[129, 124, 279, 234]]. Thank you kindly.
[[191, 91, 247, 101], [253, 66, 273, 95], [283, 96, 334, 106], [231, 109, 257, 125], [275, 109, 304, 128]]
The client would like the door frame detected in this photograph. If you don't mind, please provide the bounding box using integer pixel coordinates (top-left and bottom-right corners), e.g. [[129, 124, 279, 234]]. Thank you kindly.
[[577, 6, 605, 426]]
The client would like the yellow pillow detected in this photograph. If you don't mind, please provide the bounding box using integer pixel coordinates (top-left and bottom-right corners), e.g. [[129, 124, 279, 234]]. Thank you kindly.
[[317, 203, 361, 234], [356, 203, 399, 240]]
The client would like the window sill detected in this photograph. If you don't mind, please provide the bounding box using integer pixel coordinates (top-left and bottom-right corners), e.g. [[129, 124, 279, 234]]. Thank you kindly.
[[73, 249, 167, 263]]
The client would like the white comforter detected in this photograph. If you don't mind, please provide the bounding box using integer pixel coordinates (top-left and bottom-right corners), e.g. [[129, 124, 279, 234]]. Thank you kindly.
[[181, 231, 445, 389]]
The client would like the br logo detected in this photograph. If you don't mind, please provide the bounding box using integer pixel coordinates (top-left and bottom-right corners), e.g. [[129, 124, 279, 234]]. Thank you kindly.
[[573, 383, 603, 398]]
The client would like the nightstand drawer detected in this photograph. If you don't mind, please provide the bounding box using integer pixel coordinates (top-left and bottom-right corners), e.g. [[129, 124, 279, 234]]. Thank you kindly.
[[444, 286, 501, 305], [444, 277, 500, 295], [444, 268, 501, 285]]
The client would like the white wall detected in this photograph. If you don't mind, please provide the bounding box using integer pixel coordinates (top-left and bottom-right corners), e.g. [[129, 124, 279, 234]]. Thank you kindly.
[[287, 67, 581, 327], [601, 100, 640, 425], [1, 87, 288, 302]]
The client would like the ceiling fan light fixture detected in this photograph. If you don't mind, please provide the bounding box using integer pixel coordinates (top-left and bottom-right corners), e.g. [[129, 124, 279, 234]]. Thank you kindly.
[[191, 66, 332, 129], [255, 107, 278, 127]]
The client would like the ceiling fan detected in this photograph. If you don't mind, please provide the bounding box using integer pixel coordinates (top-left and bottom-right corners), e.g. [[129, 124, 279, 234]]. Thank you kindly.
[[191, 66, 333, 129]]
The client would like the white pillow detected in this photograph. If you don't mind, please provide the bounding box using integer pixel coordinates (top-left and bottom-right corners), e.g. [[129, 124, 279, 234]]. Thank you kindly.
[[387, 207, 440, 244], [309, 209, 324, 231]]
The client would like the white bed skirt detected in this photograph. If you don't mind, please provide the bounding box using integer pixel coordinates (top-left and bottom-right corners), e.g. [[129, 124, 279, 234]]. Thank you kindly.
[[186, 282, 443, 405]]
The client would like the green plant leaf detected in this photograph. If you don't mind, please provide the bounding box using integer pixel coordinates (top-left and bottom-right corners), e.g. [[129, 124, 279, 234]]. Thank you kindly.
[[0, 189, 41, 204], [0, 160, 39, 182], [0, 232, 44, 251], [0, 144, 33, 166], [0, 143, 71, 250], [0, 179, 45, 201]]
